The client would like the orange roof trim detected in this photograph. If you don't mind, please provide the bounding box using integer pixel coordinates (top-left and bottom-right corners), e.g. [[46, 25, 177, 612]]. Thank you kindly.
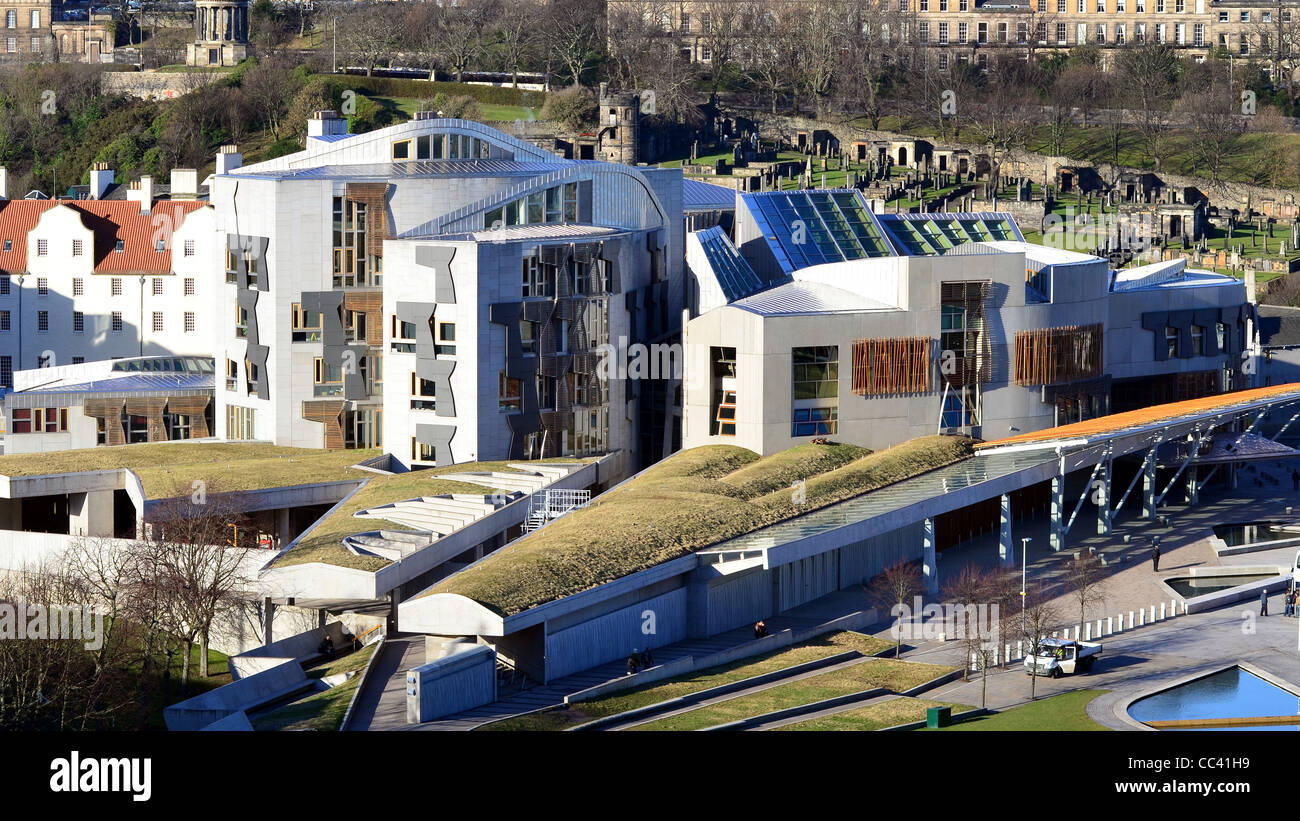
[[977, 383, 1300, 449]]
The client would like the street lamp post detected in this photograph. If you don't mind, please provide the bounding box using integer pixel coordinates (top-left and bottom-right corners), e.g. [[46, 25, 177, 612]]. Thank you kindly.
[[1021, 537, 1031, 634], [332, 15, 339, 74]]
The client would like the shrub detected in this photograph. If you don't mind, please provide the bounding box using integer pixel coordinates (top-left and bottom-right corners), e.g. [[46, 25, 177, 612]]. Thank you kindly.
[[540, 85, 597, 131]]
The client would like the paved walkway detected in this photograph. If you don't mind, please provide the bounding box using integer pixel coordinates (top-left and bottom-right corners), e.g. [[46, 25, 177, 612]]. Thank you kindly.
[[347, 634, 426, 731]]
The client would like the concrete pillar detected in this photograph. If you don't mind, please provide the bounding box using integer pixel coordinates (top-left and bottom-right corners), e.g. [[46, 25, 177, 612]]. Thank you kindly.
[[1228, 461, 1238, 490], [1106, 616, 1113, 634], [68, 490, 115, 537], [998, 493, 1013, 567], [1159, 602, 1166, 620], [922, 517, 938, 594], [318, 609, 327, 629], [1142, 451, 1158, 519], [262, 596, 275, 645], [1096, 458, 1112, 535], [1084, 623, 1092, 640], [1185, 465, 1199, 506], [1172, 598, 1179, 616], [1149, 604, 1156, 622], [277, 507, 291, 547], [1050, 473, 1065, 552], [1138, 608, 1145, 626]]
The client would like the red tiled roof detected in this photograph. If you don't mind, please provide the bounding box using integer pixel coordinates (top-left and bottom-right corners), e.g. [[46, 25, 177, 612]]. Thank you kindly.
[[0, 199, 209, 276]]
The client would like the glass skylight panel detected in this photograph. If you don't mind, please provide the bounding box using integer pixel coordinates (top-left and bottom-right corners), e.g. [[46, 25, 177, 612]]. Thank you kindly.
[[958, 219, 992, 241]]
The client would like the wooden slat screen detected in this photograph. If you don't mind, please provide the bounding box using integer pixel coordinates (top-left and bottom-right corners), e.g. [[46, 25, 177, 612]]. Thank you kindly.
[[167, 396, 211, 439], [345, 183, 392, 258], [302, 400, 347, 450], [1013, 323, 1104, 386], [851, 337, 931, 396]]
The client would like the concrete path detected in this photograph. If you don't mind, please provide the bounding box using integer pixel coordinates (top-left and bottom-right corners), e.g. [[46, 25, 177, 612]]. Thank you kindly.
[[346, 634, 426, 731]]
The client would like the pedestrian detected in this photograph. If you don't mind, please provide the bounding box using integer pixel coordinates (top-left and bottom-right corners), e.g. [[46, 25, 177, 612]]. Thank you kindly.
[[1151, 541, 1160, 572], [1261, 589, 1270, 617], [626, 649, 641, 676], [1287, 590, 1295, 618], [753, 620, 768, 639], [642, 646, 654, 668]]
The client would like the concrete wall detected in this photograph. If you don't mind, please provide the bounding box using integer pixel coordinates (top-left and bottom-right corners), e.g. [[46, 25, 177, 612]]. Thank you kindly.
[[164, 658, 308, 730], [228, 620, 347, 679], [545, 587, 687, 681], [406, 642, 496, 723]]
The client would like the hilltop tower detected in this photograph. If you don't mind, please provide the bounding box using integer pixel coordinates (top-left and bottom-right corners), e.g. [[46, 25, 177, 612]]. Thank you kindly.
[[186, 0, 248, 67], [597, 83, 639, 166]]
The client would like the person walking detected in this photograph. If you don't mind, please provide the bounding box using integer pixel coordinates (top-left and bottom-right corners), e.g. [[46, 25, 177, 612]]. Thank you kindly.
[[753, 620, 768, 639], [626, 649, 641, 676], [1151, 542, 1160, 572], [1261, 589, 1270, 617]]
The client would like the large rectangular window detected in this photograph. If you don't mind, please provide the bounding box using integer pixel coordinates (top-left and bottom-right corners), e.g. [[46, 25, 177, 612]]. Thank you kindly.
[[226, 405, 256, 440], [791, 346, 838, 437], [332, 196, 380, 288]]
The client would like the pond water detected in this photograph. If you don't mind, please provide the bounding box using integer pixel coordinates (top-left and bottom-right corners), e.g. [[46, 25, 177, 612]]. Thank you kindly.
[[1213, 521, 1300, 547], [1164, 574, 1277, 599], [1129, 667, 1300, 731]]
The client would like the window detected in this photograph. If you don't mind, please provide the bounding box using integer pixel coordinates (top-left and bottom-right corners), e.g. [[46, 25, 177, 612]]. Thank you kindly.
[[226, 359, 238, 391], [1165, 326, 1178, 358], [1097, 0, 1105, 10], [292, 303, 322, 342], [184, 312, 195, 333], [1057, 0, 1065, 10], [72, 239, 82, 256], [36, 277, 46, 295], [1216, 322, 1228, 352], [938, 52, 949, 71], [36, 239, 47, 256], [0, 356, 10, 388], [5, 37, 13, 53], [226, 406, 255, 440], [1193, 23, 1203, 46], [1218, 10, 1228, 20], [499, 372, 521, 412], [390, 315, 416, 351], [111, 311, 123, 332], [1096, 24, 1106, 44], [1240, 10, 1249, 21], [957, 22, 967, 42], [1136, 0, 1144, 9], [72, 277, 83, 296], [1191, 325, 1204, 355], [1057, 22, 1067, 43], [235, 305, 248, 338], [1239, 31, 1249, 54], [919, 21, 929, 42], [29, 10, 37, 28], [520, 319, 538, 355], [410, 372, 436, 410], [411, 438, 436, 463], [111, 278, 122, 296], [1116, 24, 1126, 44], [938, 22, 949, 44], [535, 374, 555, 410], [4, 11, 12, 28], [152, 278, 163, 296], [73, 311, 83, 333], [1156, 0, 1164, 11], [977, 22, 987, 43], [0, 276, 8, 295], [184, 278, 195, 295], [36, 310, 47, 332], [391, 139, 412, 161], [791, 346, 838, 437], [332, 196, 379, 287], [184, 239, 195, 257], [152, 312, 163, 332], [72, 357, 83, 365], [0, 310, 8, 331]]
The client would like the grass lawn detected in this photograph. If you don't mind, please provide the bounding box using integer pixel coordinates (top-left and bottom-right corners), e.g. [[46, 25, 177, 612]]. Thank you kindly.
[[366, 95, 541, 124], [627, 657, 956, 731], [143, 644, 231, 730], [777, 697, 973, 731], [250, 644, 378, 731], [430, 436, 974, 616], [0, 442, 381, 498], [478, 631, 893, 732], [270, 457, 597, 571], [925, 689, 1109, 731]]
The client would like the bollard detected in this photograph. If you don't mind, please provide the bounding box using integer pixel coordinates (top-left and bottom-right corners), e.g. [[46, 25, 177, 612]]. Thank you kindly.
[[1150, 604, 1156, 622], [1096, 619, 1102, 637], [1118, 614, 1124, 632], [1159, 602, 1166, 620], [1171, 598, 1178, 617], [1139, 609, 1146, 626], [1106, 616, 1114, 635], [1129, 610, 1135, 628], [1017, 640, 1023, 659], [1085, 623, 1092, 641], [1005, 643, 1011, 663]]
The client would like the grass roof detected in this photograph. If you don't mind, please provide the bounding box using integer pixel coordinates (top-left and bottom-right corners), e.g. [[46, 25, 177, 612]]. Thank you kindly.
[[426, 435, 975, 617], [268, 458, 600, 572], [0, 442, 382, 498]]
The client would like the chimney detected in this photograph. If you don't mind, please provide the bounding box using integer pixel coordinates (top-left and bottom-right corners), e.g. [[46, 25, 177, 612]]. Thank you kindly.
[[0, 167, 7, 200], [215, 144, 242, 175], [307, 110, 347, 138], [126, 175, 154, 213], [170, 168, 198, 199], [89, 162, 114, 199]]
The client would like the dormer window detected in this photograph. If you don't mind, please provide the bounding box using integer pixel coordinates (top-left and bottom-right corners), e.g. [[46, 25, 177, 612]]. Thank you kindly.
[[155, 239, 165, 251], [1, 240, 9, 251], [114, 240, 125, 252]]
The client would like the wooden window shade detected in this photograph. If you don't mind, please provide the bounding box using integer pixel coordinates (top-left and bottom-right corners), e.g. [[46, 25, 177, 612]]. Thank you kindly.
[[1014, 323, 1104, 386], [715, 389, 737, 435], [851, 337, 931, 396]]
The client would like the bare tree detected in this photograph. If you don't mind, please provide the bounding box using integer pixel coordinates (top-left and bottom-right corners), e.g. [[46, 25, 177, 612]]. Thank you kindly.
[[437, 0, 501, 84], [1064, 550, 1107, 642], [1177, 82, 1247, 192], [339, 3, 401, 77], [944, 565, 1017, 708], [540, 0, 604, 88], [1114, 42, 1181, 172], [1018, 584, 1062, 702], [962, 57, 1040, 196], [869, 559, 923, 659], [493, 0, 541, 88], [695, 0, 746, 91]]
